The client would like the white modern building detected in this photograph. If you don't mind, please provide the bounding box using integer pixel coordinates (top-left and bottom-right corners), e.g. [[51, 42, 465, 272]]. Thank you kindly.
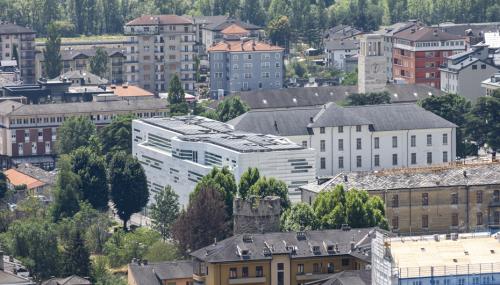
[[482, 72, 500, 96], [132, 116, 316, 205], [229, 103, 457, 177]]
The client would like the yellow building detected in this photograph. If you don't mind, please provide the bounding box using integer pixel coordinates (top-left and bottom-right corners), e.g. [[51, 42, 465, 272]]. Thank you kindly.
[[190, 228, 377, 285]]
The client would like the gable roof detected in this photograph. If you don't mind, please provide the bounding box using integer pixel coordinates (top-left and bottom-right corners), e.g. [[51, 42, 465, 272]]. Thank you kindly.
[[221, 24, 250, 35], [395, 27, 464, 42], [325, 39, 359, 51], [126, 15, 193, 26], [305, 270, 371, 285], [107, 85, 154, 97], [5, 168, 45, 190], [128, 261, 193, 285], [208, 40, 283, 52], [41, 275, 91, 285], [55, 70, 109, 85], [0, 23, 35, 35], [0, 270, 34, 285], [191, 228, 376, 263], [205, 18, 261, 31]]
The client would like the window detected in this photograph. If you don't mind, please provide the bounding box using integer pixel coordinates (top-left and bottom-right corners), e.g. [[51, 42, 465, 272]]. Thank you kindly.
[[422, 193, 429, 206], [392, 194, 399, 208], [229, 268, 237, 279], [427, 152, 432, 164], [451, 213, 459, 227], [298, 264, 304, 274], [392, 216, 399, 229], [422, 215, 428, 228], [338, 156, 344, 169], [477, 212, 483, 225], [242, 267, 248, 278], [338, 139, 344, 151], [476, 191, 483, 204], [472, 64, 477, 70], [320, 157, 326, 169], [411, 153, 417, 165], [320, 140, 325, 152], [374, 155, 380, 167], [451, 193, 458, 205], [372, 137, 379, 149], [356, 125, 361, 132], [427, 134, 432, 146], [356, 138, 362, 150], [302, 141, 307, 148], [327, 263, 334, 273], [442, 133, 448, 145], [411, 135, 416, 147], [341, 258, 350, 267], [277, 263, 284, 285], [320, 127, 325, 134], [481, 64, 486, 69], [338, 126, 343, 133], [256, 266, 263, 277], [392, 154, 398, 166], [443, 151, 448, 163], [494, 190, 500, 202], [356, 156, 362, 168], [392, 136, 398, 148], [313, 263, 321, 273]]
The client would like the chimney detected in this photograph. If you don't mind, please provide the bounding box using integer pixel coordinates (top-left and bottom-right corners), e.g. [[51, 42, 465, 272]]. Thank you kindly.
[[343, 175, 348, 182], [309, 117, 314, 123]]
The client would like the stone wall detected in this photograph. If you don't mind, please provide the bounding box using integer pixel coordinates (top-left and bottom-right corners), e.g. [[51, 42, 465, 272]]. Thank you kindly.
[[233, 196, 281, 235]]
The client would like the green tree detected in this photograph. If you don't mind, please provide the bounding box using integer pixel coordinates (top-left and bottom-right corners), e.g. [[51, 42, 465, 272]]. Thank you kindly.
[[0, 171, 7, 200], [104, 227, 161, 267], [56, 116, 96, 155], [12, 44, 19, 66], [51, 156, 81, 222], [109, 152, 149, 230], [61, 228, 91, 277], [466, 90, 500, 152], [267, 16, 291, 51], [98, 114, 135, 156], [249, 177, 290, 209], [144, 240, 181, 262], [44, 22, 62, 78], [168, 74, 185, 105], [172, 185, 228, 252], [150, 186, 180, 240], [341, 70, 358, 86], [346, 92, 391, 106], [70, 147, 108, 211], [280, 203, 318, 231], [212, 96, 250, 122], [419, 94, 473, 157], [240, 0, 266, 26], [238, 167, 260, 199], [90, 47, 109, 77]]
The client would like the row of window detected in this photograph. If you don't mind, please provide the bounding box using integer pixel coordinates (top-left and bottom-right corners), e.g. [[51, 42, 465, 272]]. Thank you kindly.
[[17, 141, 51, 155], [319, 151, 447, 170], [229, 266, 264, 279], [10, 112, 166, 126], [391, 211, 500, 230], [391, 190, 500, 208], [230, 53, 282, 61]]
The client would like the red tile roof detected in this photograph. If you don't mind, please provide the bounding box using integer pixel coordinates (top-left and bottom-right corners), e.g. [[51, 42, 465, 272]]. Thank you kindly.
[[208, 40, 284, 52], [108, 85, 154, 97], [5, 169, 45, 190], [221, 24, 250, 35], [126, 15, 192, 26]]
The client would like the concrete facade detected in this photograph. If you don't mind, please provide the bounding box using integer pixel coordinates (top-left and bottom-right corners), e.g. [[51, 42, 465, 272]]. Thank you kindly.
[[358, 34, 386, 94], [0, 24, 36, 84]]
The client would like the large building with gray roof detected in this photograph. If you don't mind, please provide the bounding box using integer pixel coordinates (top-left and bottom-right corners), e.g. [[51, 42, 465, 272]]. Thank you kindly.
[[132, 116, 316, 205], [229, 103, 456, 178]]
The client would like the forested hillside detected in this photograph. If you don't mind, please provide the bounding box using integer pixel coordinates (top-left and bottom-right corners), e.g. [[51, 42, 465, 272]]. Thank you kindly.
[[0, 0, 498, 38]]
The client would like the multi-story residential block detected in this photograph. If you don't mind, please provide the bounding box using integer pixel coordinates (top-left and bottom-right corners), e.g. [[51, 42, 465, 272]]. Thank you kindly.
[[482, 72, 500, 96], [0, 98, 168, 169], [128, 260, 193, 285], [230, 103, 456, 177], [300, 163, 500, 234], [132, 116, 315, 205], [191, 228, 376, 285], [440, 44, 499, 100], [0, 23, 36, 84], [199, 18, 261, 50], [324, 40, 358, 72], [208, 39, 284, 97], [433, 21, 500, 45], [371, 231, 500, 285], [392, 27, 467, 88], [123, 15, 197, 92], [36, 48, 126, 84]]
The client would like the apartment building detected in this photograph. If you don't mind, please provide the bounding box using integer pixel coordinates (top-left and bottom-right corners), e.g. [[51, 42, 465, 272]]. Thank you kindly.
[[324, 40, 358, 72], [199, 17, 262, 50], [123, 15, 197, 92], [482, 72, 500, 96], [0, 98, 168, 169], [191, 228, 376, 285], [132, 116, 315, 205], [208, 39, 284, 97], [372, 231, 500, 285], [301, 163, 500, 234], [440, 44, 499, 100], [392, 27, 467, 88], [0, 23, 36, 84], [230, 103, 456, 177]]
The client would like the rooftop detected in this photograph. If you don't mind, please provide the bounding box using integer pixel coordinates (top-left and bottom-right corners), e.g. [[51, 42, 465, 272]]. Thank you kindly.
[[107, 84, 154, 97], [387, 232, 500, 278], [191, 228, 377, 263], [395, 26, 464, 42], [41, 275, 91, 285], [221, 24, 250, 35], [14, 163, 56, 186], [0, 23, 35, 35], [325, 39, 359, 51], [58, 47, 125, 61], [204, 18, 261, 32], [0, 270, 34, 285], [128, 260, 193, 285], [305, 270, 371, 285], [4, 168, 45, 190], [0, 98, 168, 116], [223, 84, 446, 109], [229, 103, 456, 137], [300, 162, 500, 194], [54, 70, 108, 85], [126, 15, 193, 26], [208, 40, 283, 52], [140, 116, 305, 153]]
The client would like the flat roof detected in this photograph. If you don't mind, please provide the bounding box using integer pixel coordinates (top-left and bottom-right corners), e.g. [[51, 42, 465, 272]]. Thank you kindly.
[[139, 116, 305, 153], [388, 233, 500, 278]]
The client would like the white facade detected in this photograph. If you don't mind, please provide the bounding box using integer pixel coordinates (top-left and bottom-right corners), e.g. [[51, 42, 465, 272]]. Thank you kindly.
[[132, 117, 316, 206]]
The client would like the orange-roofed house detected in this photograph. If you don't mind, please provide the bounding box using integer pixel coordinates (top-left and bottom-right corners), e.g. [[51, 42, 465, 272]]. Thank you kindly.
[[208, 39, 284, 97], [4, 168, 47, 195], [107, 84, 154, 99]]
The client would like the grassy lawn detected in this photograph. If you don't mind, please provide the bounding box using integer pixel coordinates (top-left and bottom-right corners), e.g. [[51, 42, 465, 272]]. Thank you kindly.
[[36, 34, 127, 43]]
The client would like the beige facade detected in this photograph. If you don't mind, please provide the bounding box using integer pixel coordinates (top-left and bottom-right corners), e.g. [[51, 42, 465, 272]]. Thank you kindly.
[[0, 24, 36, 83]]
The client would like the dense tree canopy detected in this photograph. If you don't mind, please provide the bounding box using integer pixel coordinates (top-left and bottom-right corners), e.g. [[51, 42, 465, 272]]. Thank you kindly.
[[98, 114, 135, 156], [90, 47, 109, 77], [204, 96, 250, 122], [51, 156, 82, 222], [150, 186, 180, 240], [56, 116, 97, 155], [280, 203, 317, 231], [345, 92, 392, 106], [44, 22, 62, 78], [192, 167, 237, 218], [466, 90, 500, 152]]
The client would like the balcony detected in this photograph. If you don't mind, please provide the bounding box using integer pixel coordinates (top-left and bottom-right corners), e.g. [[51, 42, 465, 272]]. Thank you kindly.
[[229, 277, 266, 285], [296, 273, 333, 281]]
